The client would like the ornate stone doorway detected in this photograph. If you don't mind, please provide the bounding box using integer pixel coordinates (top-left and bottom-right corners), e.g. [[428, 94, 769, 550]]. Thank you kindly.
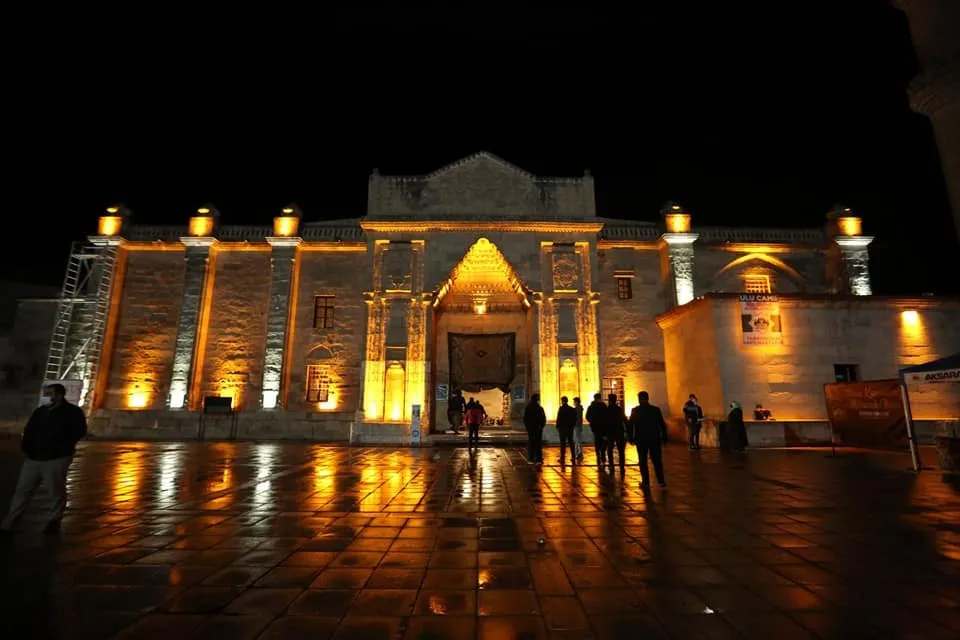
[[430, 238, 532, 433]]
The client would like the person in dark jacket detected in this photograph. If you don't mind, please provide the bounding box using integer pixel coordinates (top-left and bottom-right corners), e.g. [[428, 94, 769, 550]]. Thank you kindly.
[[627, 391, 668, 489], [1, 383, 87, 534], [555, 396, 578, 465], [585, 393, 606, 467], [604, 394, 627, 473], [729, 401, 748, 452], [524, 394, 547, 463], [683, 394, 704, 450]]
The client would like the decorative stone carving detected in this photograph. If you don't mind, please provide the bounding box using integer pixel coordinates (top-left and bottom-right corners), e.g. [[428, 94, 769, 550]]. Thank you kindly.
[[382, 246, 413, 292], [552, 253, 579, 291]]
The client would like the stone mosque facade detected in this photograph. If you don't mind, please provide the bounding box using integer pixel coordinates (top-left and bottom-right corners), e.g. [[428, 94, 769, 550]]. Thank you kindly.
[[11, 152, 960, 445]]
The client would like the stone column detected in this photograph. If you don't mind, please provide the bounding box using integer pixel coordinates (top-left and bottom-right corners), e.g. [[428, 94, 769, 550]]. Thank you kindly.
[[661, 234, 699, 306], [261, 237, 301, 410], [167, 236, 217, 409], [835, 236, 874, 296], [168, 237, 216, 409], [895, 0, 960, 239]]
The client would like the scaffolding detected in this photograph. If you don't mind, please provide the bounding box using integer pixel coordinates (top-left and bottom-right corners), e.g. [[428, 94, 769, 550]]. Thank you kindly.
[[43, 239, 119, 411]]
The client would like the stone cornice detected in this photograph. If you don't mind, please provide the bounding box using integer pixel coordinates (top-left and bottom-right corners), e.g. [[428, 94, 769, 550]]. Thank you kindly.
[[835, 236, 874, 249], [179, 237, 217, 248], [373, 151, 588, 185], [360, 220, 605, 233]]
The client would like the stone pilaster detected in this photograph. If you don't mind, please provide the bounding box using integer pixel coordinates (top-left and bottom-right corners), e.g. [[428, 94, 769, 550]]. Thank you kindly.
[[534, 295, 559, 418], [835, 236, 874, 296], [661, 233, 699, 306], [168, 237, 216, 410], [260, 237, 301, 410]]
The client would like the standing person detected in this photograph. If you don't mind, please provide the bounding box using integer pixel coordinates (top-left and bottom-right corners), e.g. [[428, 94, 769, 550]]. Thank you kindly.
[[627, 391, 668, 489], [604, 393, 627, 474], [728, 401, 748, 452], [465, 401, 485, 447], [524, 393, 547, 464], [585, 393, 606, 468], [555, 396, 577, 465], [572, 397, 585, 462], [0, 383, 87, 535], [448, 390, 466, 434], [683, 394, 704, 450]]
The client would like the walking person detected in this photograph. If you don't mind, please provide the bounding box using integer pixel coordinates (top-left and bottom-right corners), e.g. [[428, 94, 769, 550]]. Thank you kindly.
[[1, 383, 87, 535], [604, 393, 627, 474], [683, 394, 704, 450], [448, 390, 465, 434], [728, 401, 749, 452], [627, 391, 668, 490], [465, 401, 485, 448], [555, 396, 577, 465], [572, 397, 585, 462], [524, 393, 547, 464], [585, 393, 606, 468]]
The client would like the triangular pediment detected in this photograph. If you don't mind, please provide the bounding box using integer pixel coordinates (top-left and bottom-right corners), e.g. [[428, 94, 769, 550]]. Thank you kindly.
[[426, 151, 535, 182], [434, 237, 530, 312]]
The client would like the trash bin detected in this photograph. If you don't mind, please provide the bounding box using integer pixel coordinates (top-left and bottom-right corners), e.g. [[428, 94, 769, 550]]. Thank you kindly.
[[934, 421, 960, 473]]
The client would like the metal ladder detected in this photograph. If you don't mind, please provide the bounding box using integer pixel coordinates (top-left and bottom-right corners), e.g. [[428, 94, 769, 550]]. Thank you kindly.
[[42, 241, 119, 410]]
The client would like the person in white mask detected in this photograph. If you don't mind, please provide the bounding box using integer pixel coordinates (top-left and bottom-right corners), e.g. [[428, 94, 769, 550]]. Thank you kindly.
[[0, 383, 87, 535]]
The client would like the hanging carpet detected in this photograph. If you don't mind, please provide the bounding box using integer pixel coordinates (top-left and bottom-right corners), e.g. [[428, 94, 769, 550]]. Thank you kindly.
[[448, 332, 516, 394]]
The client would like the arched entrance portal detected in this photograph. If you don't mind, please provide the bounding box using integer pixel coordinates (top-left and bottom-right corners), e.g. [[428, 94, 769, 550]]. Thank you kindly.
[[430, 238, 532, 433]]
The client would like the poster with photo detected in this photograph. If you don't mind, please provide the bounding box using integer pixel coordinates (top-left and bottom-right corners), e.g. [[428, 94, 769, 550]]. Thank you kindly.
[[739, 294, 783, 346]]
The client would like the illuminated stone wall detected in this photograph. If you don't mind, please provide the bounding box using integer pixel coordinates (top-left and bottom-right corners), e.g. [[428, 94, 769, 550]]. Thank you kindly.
[[198, 250, 271, 411], [287, 249, 368, 414], [660, 296, 960, 421], [595, 248, 670, 413], [659, 301, 724, 419], [695, 248, 829, 295], [104, 250, 185, 410]]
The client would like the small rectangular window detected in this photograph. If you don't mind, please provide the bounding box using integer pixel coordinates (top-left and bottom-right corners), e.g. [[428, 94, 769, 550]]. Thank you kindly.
[[616, 277, 633, 300], [601, 377, 625, 409], [313, 295, 335, 329], [744, 275, 771, 294], [306, 365, 330, 402], [834, 364, 860, 383]]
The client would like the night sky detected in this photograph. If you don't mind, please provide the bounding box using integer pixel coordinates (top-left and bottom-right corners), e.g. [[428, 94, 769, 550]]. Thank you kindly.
[[9, 1, 957, 294]]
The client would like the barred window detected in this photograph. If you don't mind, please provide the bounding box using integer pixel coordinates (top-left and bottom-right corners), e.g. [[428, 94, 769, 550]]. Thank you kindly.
[[601, 377, 625, 409], [306, 365, 330, 403], [743, 275, 771, 294], [313, 295, 335, 329], [616, 277, 633, 300]]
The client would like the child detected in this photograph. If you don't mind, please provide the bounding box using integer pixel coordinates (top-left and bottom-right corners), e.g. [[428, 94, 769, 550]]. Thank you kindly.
[[466, 401, 485, 447]]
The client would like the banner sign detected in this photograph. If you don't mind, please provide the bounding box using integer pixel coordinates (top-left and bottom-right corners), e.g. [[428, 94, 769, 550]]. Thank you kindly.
[[906, 368, 960, 384], [436, 384, 449, 401], [823, 379, 907, 449], [739, 294, 783, 346]]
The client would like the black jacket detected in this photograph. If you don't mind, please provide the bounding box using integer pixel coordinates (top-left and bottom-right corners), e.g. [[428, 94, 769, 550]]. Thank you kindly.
[[585, 400, 605, 427], [523, 402, 546, 432], [628, 403, 668, 444], [682, 401, 703, 426], [603, 403, 627, 442], [21, 402, 87, 461], [555, 404, 577, 431]]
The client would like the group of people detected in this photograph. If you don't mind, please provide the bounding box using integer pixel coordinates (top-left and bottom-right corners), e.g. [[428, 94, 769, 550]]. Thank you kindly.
[[524, 391, 669, 489]]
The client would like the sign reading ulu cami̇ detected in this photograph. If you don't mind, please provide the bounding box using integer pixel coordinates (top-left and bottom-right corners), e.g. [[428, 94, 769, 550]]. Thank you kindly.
[[739, 294, 783, 346]]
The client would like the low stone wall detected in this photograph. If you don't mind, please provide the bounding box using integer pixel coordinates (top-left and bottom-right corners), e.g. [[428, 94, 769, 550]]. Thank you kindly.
[[679, 419, 945, 449], [350, 422, 416, 446], [88, 409, 353, 442]]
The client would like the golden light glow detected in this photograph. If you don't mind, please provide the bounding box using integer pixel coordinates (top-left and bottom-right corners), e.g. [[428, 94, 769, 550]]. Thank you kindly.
[[434, 237, 530, 310], [98, 216, 123, 237], [217, 385, 239, 410], [197, 207, 211, 215], [385, 361, 406, 422], [665, 213, 692, 234], [273, 216, 299, 237], [112, 447, 144, 506], [901, 309, 919, 326], [189, 216, 215, 237], [282, 207, 295, 215], [537, 297, 559, 419], [189, 248, 218, 410], [106, 206, 120, 214], [714, 253, 805, 284], [559, 358, 579, 403], [837, 216, 862, 237], [127, 389, 149, 409]]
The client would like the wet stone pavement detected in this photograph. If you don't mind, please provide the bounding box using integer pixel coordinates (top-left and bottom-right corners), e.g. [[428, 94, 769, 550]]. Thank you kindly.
[[1, 442, 960, 639]]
